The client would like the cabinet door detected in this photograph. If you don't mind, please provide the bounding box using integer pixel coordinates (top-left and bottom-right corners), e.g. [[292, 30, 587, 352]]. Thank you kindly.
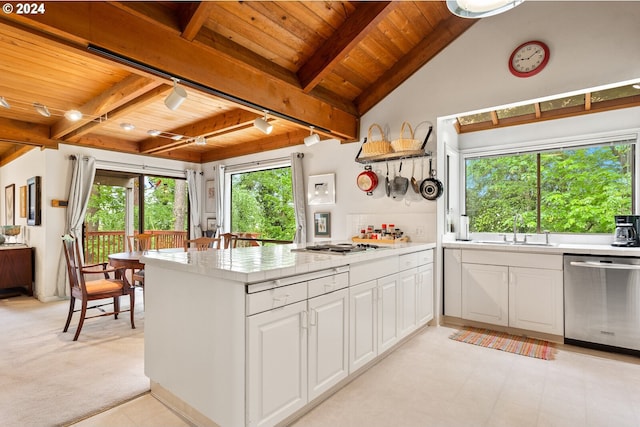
[[509, 267, 563, 335], [462, 263, 509, 326], [398, 268, 418, 338], [247, 301, 308, 427], [444, 249, 462, 317], [417, 263, 434, 326], [308, 289, 349, 401], [378, 274, 399, 353], [349, 280, 378, 373]]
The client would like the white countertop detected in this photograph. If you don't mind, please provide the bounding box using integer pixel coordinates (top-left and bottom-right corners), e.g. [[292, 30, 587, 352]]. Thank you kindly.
[[141, 242, 435, 284], [443, 240, 640, 257]]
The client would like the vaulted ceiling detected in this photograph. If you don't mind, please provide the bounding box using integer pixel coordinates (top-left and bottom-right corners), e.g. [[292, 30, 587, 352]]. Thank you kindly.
[[0, 1, 476, 165]]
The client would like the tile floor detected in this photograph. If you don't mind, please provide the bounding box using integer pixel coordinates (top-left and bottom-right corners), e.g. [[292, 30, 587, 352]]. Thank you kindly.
[[71, 325, 640, 427]]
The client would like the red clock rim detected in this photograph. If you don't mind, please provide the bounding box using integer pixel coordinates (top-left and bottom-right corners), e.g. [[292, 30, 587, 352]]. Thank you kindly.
[[508, 40, 550, 78]]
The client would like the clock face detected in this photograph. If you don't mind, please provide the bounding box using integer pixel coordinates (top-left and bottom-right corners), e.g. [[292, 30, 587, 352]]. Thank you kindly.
[[509, 41, 550, 77]]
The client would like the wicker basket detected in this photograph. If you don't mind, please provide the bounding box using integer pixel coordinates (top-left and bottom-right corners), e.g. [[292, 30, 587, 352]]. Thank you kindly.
[[391, 121, 421, 152], [362, 124, 392, 157]]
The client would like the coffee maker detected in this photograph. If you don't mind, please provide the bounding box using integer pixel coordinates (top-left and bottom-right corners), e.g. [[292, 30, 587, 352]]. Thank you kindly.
[[612, 215, 640, 247]]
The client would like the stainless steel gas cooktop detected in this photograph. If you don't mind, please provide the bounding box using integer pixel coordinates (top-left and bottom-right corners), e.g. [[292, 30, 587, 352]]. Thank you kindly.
[[291, 243, 387, 255]]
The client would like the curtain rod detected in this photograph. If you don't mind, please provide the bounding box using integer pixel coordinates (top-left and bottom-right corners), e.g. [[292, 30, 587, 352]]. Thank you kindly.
[[222, 154, 303, 172], [68, 155, 202, 175]]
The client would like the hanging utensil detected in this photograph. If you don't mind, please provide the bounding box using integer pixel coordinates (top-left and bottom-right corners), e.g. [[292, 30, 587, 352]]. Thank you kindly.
[[385, 161, 391, 197], [357, 165, 378, 195], [392, 161, 409, 198], [410, 159, 420, 193], [420, 157, 444, 200]]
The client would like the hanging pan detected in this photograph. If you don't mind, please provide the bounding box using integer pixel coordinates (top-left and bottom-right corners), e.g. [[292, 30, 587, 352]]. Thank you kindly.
[[420, 157, 443, 200], [357, 165, 378, 195]]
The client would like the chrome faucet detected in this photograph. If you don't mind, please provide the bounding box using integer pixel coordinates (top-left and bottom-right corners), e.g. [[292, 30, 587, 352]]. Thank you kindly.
[[513, 213, 525, 243]]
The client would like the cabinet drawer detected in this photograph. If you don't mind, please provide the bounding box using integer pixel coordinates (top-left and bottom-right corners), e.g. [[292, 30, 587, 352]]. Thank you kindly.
[[308, 272, 348, 298], [350, 256, 398, 285], [416, 250, 433, 265], [399, 253, 419, 271], [462, 250, 562, 270], [246, 282, 308, 316]]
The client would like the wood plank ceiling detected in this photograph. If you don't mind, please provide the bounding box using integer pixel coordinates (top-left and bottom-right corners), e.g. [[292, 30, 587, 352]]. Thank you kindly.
[[0, 1, 476, 165]]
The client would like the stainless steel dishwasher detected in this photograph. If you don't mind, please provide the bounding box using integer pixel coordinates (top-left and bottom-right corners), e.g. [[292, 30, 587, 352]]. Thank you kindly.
[[564, 254, 640, 355]]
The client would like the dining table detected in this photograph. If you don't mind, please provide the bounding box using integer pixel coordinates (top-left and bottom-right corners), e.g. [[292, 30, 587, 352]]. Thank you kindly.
[[108, 250, 146, 284]]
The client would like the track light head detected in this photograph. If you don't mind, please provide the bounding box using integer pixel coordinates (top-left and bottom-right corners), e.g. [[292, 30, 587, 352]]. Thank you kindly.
[[304, 126, 321, 146], [254, 111, 273, 134], [33, 103, 51, 117], [194, 136, 206, 145], [0, 97, 10, 109], [64, 109, 83, 121], [164, 77, 187, 111]]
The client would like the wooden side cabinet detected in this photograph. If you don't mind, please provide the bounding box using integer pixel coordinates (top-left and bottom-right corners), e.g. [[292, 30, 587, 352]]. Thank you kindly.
[[0, 246, 34, 296]]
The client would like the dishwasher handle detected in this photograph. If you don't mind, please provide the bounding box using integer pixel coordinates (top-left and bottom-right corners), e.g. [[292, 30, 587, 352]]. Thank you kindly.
[[570, 261, 640, 270]]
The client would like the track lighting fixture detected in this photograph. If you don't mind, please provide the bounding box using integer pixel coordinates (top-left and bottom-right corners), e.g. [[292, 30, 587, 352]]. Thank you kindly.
[[194, 136, 206, 145], [253, 110, 273, 134], [0, 97, 9, 109], [64, 109, 83, 121], [171, 134, 183, 141], [33, 103, 51, 117], [164, 77, 187, 111], [304, 126, 321, 146], [147, 129, 161, 136]]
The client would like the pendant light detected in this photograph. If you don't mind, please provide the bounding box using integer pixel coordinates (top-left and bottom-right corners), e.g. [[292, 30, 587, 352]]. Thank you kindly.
[[254, 110, 273, 134], [164, 77, 187, 111]]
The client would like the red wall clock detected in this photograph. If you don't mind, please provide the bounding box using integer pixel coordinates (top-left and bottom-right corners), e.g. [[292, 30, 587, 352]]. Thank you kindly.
[[508, 40, 550, 78]]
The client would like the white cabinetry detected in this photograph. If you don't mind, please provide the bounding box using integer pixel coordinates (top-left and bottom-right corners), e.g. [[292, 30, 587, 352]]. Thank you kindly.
[[461, 263, 509, 326], [349, 280, 378, 373], [378, 273, 400, 352], [453, 249, 564, 335], [444, 249, 462, 317], [417, 263, 434, 325], [247, 301, 308, 427], [246, 268, 349, 427]]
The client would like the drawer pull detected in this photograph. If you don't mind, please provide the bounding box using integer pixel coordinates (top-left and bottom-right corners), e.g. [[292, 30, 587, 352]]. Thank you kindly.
[[272, 294, 290, 305]]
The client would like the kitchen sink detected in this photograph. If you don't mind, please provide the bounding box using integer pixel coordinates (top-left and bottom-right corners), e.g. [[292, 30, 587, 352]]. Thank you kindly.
[[472, 240, 556, 247]]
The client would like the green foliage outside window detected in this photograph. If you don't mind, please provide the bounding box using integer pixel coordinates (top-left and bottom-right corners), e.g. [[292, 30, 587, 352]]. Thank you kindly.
[[466, 143, 633, 234], [231, 167, 295, 240]]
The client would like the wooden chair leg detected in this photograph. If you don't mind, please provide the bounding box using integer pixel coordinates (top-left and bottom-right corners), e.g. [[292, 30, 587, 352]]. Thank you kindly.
[[129, 290, 136, 329], [113, 296, 119, 319], [63, 296, 75, 333], [73, 301, 88, 341]]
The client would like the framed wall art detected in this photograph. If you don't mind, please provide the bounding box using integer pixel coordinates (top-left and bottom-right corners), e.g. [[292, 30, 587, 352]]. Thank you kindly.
[[308, 173, 335, 205], [27, 176, 41, 226], [205, 179, 216, 213], [19, 185, 27, 218], [4, 184, 14, 225], [314, 212, 331, 237]]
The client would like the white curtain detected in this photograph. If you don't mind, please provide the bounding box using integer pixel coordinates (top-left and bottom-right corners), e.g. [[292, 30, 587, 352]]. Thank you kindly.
[[186, 169, 202, 238], [291, 152, 307, 243], [215, 165, 225, 236], [55, 154, 97, 297]]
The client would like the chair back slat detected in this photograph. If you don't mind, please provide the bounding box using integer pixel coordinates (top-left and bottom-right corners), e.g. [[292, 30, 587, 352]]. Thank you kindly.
[[61, 236, 84, 293], [184, 237, 220, 251]]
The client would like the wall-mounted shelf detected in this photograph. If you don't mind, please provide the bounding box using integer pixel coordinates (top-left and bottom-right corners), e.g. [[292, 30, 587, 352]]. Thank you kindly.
[[355, 125, 432, 165]]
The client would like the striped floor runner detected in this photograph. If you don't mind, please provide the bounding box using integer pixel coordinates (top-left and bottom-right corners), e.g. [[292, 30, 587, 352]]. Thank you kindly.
[[449, 327, 553, 360]]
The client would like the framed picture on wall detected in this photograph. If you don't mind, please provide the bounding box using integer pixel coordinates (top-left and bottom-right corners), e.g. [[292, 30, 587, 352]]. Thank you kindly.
[[205, 179, 216, 213], [19, 185, 27, 218], [4, 184, 14, 225], [27, 176, 41, 226], [314, 212, 331, 237]]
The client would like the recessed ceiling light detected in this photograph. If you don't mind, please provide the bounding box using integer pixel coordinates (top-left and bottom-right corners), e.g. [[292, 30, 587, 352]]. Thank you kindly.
[[64, 110, 83, 121], [120, 123, 135, 131], [147, 129, 161, 136]]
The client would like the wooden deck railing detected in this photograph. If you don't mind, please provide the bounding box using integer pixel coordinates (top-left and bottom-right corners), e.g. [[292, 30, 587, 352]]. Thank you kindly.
[[84, 230, 188, 264]]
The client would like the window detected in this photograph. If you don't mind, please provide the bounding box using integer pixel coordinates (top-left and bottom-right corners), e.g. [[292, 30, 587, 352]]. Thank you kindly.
[[228, 165, 295, 241], [465, 140, 634, 234]]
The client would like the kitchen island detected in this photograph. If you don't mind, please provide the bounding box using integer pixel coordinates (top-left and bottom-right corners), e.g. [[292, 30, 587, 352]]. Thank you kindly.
[[142, 242, 435, 427]]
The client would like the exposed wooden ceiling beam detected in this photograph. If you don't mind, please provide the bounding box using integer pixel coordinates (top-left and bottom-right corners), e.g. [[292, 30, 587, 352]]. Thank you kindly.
[[0, 117, 58, 149], [6, 2, 358, 140], [355, 15, 477, 115], [52, 75, 163, 139], [0, 144, 36, 167], [297, 1, 398, 93], [179, 2, 216, 41], [201, 129, 309, 162]]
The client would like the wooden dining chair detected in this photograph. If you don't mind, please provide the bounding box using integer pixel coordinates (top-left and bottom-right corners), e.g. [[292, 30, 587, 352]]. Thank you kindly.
[[127, 233, 154, 251], [61, 235, 135, 341], [184, 237, 220, 251], [220, 233, 239, 249]]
